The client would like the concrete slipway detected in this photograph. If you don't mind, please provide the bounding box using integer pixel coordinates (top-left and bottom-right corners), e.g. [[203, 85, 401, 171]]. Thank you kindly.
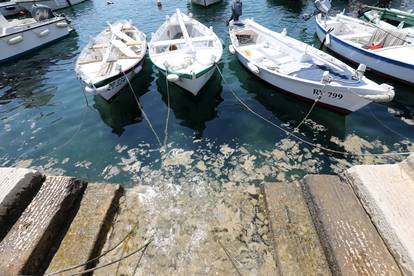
[[0, 155, 413, 275]]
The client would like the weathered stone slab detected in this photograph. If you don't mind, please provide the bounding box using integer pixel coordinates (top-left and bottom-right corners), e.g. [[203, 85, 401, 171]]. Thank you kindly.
[[346, 155, 414, 275], [0, 176, 86, 276], [302, 175, 402, 275], [263, 182, 331, 276], [0, 167, 44, 241], [46, 183, 122, 275]]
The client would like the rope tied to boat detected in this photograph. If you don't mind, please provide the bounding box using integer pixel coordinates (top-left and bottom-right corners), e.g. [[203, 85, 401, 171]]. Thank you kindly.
[[215, 64, 413, 157], [163, 66, 171, 150], [121, 70, 163, 148]]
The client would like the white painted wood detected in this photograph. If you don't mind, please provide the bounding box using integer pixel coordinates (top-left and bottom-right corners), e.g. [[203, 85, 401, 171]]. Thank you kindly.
[[148, 9, 222, 95], [315, 13, 414, 84], [346, 155, 414, 275], [76, 20, 146, 101], [0, 15, 72, 63], [229, 19, 395, 113]]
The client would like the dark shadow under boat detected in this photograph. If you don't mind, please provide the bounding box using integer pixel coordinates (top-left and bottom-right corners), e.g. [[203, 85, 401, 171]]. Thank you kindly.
[[93, 58, 154, 136], [228, 58, 348, 140], [156, 70, 224, 139]]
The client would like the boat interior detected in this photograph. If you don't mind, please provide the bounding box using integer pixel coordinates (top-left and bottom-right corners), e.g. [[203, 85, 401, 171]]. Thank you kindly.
[[232, 25, 356, 83], [324, 16, 414, 49], [150, 10, 221, 74], [77, 22, 145, 80]]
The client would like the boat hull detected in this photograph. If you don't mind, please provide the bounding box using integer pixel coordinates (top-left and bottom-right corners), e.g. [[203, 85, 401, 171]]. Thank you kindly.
[[191, 0, 221, 7], [159, 66, 216, 96], [0, 19, 71, 64], [16, 0, 87, 11], [315, 18, 414, 85], [84, 60, 144, 101], [235, 52, 371, 113]]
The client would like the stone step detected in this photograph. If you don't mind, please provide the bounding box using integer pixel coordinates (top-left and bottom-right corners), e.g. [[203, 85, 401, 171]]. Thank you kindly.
[[0, 167, 44, 241], [302, 175, 402, 275], [0, 176, 86, 276], [263, 182, 331, 276], [346, 155, 414, 275], [46, 183, 122, 275]]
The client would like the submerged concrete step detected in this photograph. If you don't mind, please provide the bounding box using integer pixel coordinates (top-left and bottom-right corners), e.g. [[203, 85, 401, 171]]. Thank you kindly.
[[0, 176, 86, 276], [0, 167, 44, 241], [263, 182, 331, 276], [346, 155, 414, 275], [46, 183, 122, 275], [302, 175, 402, 276]]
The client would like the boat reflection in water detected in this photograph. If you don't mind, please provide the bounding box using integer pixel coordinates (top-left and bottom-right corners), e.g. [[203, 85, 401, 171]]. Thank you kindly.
[[229, 58, 347, 141], [0, 31, 79, 108], [156, 70, 223, 139], [93, 59, 154, 136]]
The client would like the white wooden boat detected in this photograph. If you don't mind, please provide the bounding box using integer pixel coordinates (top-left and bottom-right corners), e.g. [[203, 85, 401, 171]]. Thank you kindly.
[[191, 0, 221, 7], [76, 20, 147, 101], [315, 13, 414, 85], [149, 9, 222, 95], [15, 0, 87, 12], [0, 1, 24, 16], [229, 19, 395, 113], [0, 6, 72, 64]]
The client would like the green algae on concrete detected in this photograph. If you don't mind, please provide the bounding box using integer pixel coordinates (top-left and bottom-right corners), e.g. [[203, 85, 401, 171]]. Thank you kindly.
[[95, 183, 277, 275], [46, 183, 122, 275], [263, 182, 331, 276]]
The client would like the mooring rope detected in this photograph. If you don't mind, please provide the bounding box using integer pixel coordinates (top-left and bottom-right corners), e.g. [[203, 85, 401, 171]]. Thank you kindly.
[[122, 70, 163, 148], [46, 222, 140, 275], [163, 68, 171, 149], [63, 237, 153, 276], [216, 238, 243, 276], [288, 84, 326, 139], [215, 65, 413, 157]]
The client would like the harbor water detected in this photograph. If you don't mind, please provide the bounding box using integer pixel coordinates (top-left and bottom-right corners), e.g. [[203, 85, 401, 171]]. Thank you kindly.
[[1, 0, 414, 185]]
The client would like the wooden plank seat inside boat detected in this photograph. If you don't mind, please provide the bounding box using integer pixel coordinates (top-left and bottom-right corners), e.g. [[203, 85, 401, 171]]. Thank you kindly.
[[90, 41, 142, 49], [109, 40, 139, 58], [151, 35, 215, 48]]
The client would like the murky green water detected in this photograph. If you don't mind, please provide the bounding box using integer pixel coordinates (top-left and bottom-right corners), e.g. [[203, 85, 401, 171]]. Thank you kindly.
[[1, 0, 413, 185]]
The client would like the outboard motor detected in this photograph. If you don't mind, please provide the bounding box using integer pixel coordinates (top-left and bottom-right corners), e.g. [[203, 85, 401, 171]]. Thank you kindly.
[[31, 4, 54, 21], [314, 0, 332, 14]]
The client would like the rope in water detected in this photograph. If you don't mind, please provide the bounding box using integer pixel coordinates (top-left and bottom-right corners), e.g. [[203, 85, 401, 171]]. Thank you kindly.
[[215, 64, 413, 157], [163, 68, 171, 149], [122, 70, 163, 148], [288, 84, 326, 139]]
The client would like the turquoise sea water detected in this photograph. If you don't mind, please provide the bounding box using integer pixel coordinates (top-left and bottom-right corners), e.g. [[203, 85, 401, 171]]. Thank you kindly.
[[0, 0, 413, 185]]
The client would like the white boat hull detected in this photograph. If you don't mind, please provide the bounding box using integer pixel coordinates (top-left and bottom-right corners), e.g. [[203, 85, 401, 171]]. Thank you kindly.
[[16, 0, 87, 11], [0, 19, 71, 63], [160, 66, 216, 95], [236, 52, 370, 113], [191, 0, 221, 7], [85, 63, 143, 101], [0, 2, 24, 16], [315, 17, 414, 85]]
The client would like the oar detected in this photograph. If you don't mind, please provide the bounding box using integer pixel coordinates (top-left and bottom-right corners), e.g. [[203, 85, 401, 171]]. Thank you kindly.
[[319, 27, 334, 50]]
